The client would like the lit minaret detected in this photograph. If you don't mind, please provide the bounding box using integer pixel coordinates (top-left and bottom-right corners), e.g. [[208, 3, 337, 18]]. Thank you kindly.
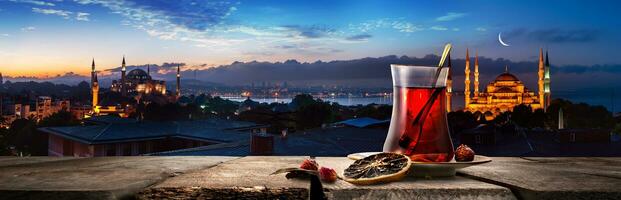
[[464, 48, 471, 108], [121, 56, 127, 97], [176, 64, 181, 98], [538, 48, 545, 109], [91, 59, 99, 111], [446, 52, 452, 112], [474, 51, 480, 97], [544, 50, 551, 111]]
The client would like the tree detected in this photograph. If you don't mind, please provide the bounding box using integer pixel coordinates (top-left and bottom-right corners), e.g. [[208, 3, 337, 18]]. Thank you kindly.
[[546, 99, 614, 129], [355, 104, 392, 120], [448, 111, 478, 136], [296, 102, 333, 130], [8, 118, 38, 155], [38, 111, 79, 127], [0, 127, 10, 156], [511, 104, 533, 128], [614, 123, 621, 135], [290, 94, 316, 111]]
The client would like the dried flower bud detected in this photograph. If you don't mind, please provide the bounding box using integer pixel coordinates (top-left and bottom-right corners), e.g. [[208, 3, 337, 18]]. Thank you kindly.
[[319, 167, 337, 183], [455, 144, 475, 162], [300, 158, 319, 171]]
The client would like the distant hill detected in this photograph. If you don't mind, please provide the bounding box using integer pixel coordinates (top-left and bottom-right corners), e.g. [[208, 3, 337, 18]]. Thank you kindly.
[[0, 81, 91, 101]]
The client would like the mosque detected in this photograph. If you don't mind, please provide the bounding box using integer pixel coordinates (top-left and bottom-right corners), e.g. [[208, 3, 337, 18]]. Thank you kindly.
[[449, 49, 551, 116], [90, 56, 181, 116], [109, 57, 167, 95]]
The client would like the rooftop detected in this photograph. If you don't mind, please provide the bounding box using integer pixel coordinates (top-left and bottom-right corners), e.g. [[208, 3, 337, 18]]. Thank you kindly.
[[39, 118, 267, 145], [153, 126, 387, 156], [333, 117, 389, 128]]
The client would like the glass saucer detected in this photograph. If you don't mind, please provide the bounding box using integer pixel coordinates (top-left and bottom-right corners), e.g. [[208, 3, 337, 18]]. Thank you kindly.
[[347, 152, 492, 177]]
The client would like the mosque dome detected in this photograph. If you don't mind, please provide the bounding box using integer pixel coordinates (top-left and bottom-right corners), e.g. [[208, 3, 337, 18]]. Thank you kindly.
[[127, 69, 151, 81], [494, 72, 519, 82]]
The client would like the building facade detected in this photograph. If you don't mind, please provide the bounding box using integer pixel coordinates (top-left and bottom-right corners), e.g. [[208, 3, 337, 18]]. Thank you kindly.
[[36, 96, 70, 120], [463, 49, 551, 115], [1, 96, 70, 127]]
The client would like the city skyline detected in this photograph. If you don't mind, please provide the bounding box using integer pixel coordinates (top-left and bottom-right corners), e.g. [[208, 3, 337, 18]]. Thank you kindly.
[[1, 0, 620, 77]]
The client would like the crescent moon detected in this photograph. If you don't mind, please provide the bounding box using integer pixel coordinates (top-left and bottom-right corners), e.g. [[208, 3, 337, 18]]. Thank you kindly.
[[498, 32, 510, 47]]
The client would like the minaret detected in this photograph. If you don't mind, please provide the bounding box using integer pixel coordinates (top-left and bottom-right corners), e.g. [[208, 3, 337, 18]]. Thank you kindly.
[[446, 52, 452, 112], [464, 48, 471, 108], [474, 51, 480, 97], [91, 59, 99, 112], [176, 64, 181, 98], [121, 56, 127, 97], [558, 108, 564, 129], [91, 58, 96, 85], [544, 50, 551, 111], [147, 64, 150, 75], [538, 48, 545, 109]]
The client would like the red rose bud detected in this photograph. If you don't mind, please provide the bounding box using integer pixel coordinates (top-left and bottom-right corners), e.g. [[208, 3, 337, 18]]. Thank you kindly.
[[319, 167, 337, 183], [300, 158, 319, 171], [455, 144, 475, 162]]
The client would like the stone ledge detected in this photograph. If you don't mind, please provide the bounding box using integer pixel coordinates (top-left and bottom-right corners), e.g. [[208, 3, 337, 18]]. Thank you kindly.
[[1, 156, 620, 200], [140, 156, 515, 200], [0, 156, 81, 167], [0, 156, 238, 200], [458, 157, 621, 200]]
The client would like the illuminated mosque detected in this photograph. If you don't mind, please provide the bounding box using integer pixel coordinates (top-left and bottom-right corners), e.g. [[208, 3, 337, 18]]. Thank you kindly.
[[449, 49, 551, 116], [90, 57, 181, 116], [110, 57, 167, 95]]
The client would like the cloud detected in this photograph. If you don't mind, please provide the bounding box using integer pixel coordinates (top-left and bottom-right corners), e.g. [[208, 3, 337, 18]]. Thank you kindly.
[[351, 19, 422, 33], [391, 21, 422, 33], [31, 7, 91, 21], [9, 0, 55, 6], [280, 25, 335, 39], [32, 7, 72, 19], [430, 26, 448, 31], [345, 34, 372, 41], [274, 45, 297, 49], [1, 33, 9, 37], [104, 62, 188, 74], [476, 27, 487, 32], [502, 28, 527, 40], [528, 29, 598, 43], [552, 64, 621, 74], [503, 28, 599, 43], [21, 26, 36, 32], [74, 0, 241, 48], [436, 12, 466, 21], [76, 12, 90, 21]]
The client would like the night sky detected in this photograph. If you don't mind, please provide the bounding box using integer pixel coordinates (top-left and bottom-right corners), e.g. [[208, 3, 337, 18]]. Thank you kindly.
[[0, 0, 620, 79]]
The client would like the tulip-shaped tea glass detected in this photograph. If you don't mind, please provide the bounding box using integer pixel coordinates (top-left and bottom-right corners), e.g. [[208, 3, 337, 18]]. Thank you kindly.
[[383, 64, 454, 162]]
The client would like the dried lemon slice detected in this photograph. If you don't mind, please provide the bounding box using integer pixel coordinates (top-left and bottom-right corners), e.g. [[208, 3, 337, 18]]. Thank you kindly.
[[343, 152, 411, 185]]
